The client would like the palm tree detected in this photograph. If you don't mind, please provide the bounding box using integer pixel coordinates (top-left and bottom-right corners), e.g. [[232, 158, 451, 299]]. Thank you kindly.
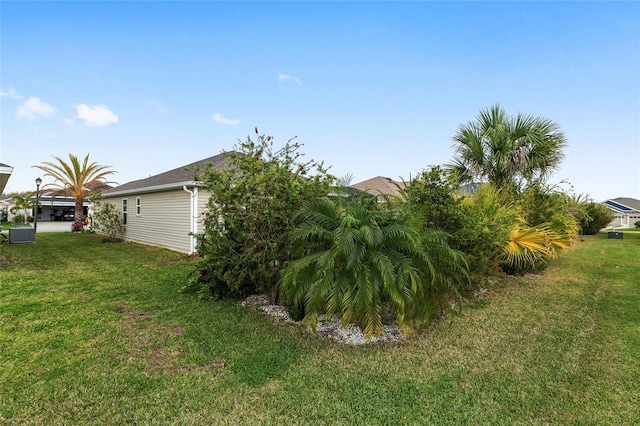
[[33, 154, 116, 231], [9, 193, 36, 224], [280, 193, 468, 337], [449, 104, 567, 190]]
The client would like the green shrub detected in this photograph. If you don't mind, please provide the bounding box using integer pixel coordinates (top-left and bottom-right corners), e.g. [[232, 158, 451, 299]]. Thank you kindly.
[[401, 166, 465, 240], [456, 185, 519, 277], [455, 184, 574, 276], [91, 200, 124, 241], [11, 214, 26, 225], [191, 130, 334, 302], [580, 203, 615, 235], [280, 192, 469, 337]]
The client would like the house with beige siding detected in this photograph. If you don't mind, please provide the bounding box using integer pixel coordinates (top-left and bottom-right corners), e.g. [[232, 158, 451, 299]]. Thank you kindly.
[[101, 153, 231, 254], [604, 197, 640, 228]]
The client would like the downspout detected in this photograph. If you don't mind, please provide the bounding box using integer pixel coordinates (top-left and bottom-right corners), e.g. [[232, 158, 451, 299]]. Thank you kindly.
[[182, 186, 198, 255]]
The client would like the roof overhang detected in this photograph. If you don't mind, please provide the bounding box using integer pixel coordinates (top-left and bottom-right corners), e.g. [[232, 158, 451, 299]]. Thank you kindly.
[[102, 181, 202, 197], [0, 164, 14, 195]]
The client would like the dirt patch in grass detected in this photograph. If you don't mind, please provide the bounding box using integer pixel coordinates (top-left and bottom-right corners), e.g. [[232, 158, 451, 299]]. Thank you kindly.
[[0, 255, 9, 268], [113, 300, 225, 373]]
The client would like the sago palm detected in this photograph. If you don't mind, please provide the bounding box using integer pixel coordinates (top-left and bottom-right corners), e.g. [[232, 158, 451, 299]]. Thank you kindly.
[[449, 104, 567, 190], [280, 194, 468, 337], [33, 154, 116, 231]]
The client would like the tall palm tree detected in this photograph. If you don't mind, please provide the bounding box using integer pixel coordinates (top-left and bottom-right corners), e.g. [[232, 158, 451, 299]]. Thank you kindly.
[[33, 154, 116, 231], [449, 104, 567, 190], [280, 194, 468, 337]]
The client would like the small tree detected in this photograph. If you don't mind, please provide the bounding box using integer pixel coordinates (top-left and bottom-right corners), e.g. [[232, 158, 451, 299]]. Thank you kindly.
[[190, 130, 335, 301], [92, 200, 124, 241], [10, 193, 36, 224]]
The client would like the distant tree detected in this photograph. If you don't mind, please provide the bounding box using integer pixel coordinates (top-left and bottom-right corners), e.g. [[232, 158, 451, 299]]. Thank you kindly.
[[580, 202, 615, 235], [33, 154, 116, 231], [9, 193, 36, 224], [449, 104, 567, 191]]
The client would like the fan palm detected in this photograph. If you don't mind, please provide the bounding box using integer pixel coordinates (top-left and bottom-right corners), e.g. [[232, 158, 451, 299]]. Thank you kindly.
[[280, 194, 468, 337], [449, 104, 567, 190], [33, 154, 116, 231]]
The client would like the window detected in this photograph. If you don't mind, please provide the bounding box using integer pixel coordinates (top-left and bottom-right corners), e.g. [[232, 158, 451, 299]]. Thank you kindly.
[[122, 199, 128, 225], [136, 197, 141, 216]]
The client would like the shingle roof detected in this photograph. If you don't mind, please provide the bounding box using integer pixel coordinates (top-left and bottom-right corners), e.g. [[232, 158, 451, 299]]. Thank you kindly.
[[350, 176, 405, 197], [103, 152, 233, 195], [609, 197, 640, 211]]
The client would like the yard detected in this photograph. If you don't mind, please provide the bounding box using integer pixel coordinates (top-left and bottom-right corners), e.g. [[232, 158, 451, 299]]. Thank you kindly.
[[1, 232, 638, 424]]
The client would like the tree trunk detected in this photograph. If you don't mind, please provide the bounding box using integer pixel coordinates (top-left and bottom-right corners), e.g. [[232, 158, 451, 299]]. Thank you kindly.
[[75, 198, 84, 231]]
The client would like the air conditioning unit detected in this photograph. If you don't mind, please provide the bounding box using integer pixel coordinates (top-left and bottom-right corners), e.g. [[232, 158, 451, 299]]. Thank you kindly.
[[9, 227, 36, 244]]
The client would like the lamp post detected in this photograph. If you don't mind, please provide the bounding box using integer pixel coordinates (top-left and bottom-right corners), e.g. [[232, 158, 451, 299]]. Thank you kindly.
[[34, 177, 42, 233]]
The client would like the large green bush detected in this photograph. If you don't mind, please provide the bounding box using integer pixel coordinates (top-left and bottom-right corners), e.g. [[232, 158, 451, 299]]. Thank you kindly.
[[455, 185, 520, 277], [189, 131, 334, 302], [453, 184, 578, 276], [580, 202, 615, 235], [401, 166, 465, 238], [280, 191, 469, 337]]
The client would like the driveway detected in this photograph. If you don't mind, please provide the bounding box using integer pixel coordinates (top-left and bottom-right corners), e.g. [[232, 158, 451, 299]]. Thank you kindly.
[[34, 221, 73, 233]]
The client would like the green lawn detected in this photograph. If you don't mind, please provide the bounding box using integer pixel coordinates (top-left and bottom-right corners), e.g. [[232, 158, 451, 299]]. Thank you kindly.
[[1, 232, 638, 424]]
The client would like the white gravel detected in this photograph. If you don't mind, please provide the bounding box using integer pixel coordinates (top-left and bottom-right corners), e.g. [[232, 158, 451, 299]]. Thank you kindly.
[[239, 295, 404, 345]]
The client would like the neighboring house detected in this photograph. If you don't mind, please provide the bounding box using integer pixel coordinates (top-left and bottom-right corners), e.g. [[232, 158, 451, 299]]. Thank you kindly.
[[0, 162, 13, 195], [350, 176, 405, 200], [603, 197, 640, 228], [101, 153, 232, 254], [29, 195, 91, 222]]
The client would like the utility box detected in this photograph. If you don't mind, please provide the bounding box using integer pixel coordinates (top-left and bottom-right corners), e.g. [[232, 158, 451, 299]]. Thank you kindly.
[[9, 227, 36, 244], [607, 231, 624, 240]]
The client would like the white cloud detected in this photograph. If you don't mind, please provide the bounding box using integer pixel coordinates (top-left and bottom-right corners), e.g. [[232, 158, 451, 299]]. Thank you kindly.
[[76, 104, 119, 127], [212, 112, 240, 125], [277, 72, 303, 85], [1, 87, 23, 99], [17, 96, 56, 119]]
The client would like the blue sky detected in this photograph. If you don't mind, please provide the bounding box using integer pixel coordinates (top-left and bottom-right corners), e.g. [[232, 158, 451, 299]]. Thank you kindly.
[[1, 1, 638, 201]]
